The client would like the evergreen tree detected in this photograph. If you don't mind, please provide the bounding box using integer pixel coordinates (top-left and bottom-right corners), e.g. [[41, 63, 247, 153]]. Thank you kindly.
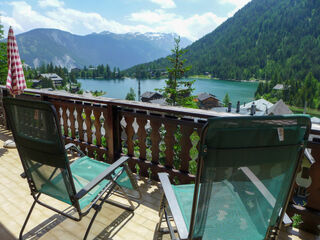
[[0, 21, 7, 85], [125, 88, 136, 101], [223, 93, 230, 107], [157, 36, 196, 108]]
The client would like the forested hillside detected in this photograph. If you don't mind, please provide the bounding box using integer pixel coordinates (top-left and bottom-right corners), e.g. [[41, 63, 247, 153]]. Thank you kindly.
[[126, 0, 320, 81]]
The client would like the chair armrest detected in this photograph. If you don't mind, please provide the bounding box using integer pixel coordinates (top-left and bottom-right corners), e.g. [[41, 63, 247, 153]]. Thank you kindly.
[[65, 143, 85, 157], [158, 173, 189, 240], [75, 156, 129, 200]]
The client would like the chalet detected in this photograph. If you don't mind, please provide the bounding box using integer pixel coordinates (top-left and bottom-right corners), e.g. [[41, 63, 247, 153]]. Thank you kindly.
[[141, 91, 163, 103], [197, 92, 221, 109], [39, 73, 63, 87]]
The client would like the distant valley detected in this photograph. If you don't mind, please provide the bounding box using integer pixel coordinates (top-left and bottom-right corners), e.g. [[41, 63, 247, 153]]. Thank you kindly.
[[14, 28, 191, 70]]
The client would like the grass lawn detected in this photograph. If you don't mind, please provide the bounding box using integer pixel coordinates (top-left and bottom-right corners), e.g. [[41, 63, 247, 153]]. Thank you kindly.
[[289, 106, 320, 118]]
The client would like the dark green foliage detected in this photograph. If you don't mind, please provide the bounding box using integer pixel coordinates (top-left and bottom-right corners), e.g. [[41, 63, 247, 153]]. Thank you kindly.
[[223, 93, 230, 107], [126, 0, 320, 82], [292, 214, 303, 228], [125, 87, 136, 101], [79, 64, 123, 80], [39, 77, 54, 88], [0, 22, 7, 85], [258, 72, 320, 108], [157, 37, 197, 108], [27, 62, 71, 88], [91, 90, 106, 97]]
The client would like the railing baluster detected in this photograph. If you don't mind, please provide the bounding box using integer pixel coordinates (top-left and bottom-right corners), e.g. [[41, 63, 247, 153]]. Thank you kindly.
[[124, 115, 134, 157], [137, 117, 147, 160], [93, 107, 102, 146], [61, 105, 68, 137], [69, 105, 76, 139], [137, 116, 148, 177], [76, 103, 84, 142], [84, 106, 92, 144], [179, 124, 194, 174], [306, 147, 320, 209], [164, 121, 176, 169], [150, 118, 161, 165], [124, 114, 135, 171]]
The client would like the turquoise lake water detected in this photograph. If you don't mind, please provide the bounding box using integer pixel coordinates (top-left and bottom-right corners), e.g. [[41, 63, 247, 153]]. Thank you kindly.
[[78, 78, 259, 105]]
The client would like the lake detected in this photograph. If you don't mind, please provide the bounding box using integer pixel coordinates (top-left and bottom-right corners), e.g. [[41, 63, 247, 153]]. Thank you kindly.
[[77, 78, 259, 105]]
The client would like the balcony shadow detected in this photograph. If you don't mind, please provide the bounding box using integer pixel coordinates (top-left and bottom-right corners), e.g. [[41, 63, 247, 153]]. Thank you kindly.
[[0, 126, 13, 142], [22, 204, 136, 240], [0, 222, 16, 240], [94, 210, 134, 240], [133, 177, 163, 212], [22, 207, 76, 240]]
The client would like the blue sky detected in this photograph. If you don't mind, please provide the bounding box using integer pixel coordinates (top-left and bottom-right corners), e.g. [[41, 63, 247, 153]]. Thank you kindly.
[[0, 0, 251, 41]]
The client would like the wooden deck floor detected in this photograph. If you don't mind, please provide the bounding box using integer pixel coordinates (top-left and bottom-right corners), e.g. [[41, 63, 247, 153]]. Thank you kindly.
[[0, 127, 318, 240]]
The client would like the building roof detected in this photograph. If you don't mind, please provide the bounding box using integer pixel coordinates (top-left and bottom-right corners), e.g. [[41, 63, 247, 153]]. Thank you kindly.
[[240, 99, 273, 112], [273, 84, 285, 90], [149, 98, 168, 105], [197, 92, 219, 102], [212, 107, 265, 116], [141, 91, 162, 99], [311, 117, 320, 124], [267, 99, 293, 115], [40, 73, 63, 81]]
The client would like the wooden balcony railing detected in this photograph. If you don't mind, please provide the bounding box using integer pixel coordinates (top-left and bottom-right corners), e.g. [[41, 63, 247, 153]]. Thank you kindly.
[[0, 86, 320, 233]]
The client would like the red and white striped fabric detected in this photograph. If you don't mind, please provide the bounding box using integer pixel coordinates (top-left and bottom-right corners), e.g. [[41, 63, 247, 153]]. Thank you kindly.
[[6, 27, 26, 95]]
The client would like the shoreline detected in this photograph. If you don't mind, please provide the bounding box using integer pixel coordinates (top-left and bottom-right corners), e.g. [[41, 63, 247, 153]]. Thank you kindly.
[[188, 75, 265, 83]]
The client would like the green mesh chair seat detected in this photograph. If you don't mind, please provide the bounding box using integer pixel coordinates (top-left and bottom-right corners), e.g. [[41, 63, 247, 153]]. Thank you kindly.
[[158, 115, 311, 240], [40, 156, 133, 209], [173, 183, 264, 240]]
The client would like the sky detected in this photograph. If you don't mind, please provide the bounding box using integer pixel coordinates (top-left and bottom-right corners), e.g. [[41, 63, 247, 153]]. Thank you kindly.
[[0, 0, 251, 41]]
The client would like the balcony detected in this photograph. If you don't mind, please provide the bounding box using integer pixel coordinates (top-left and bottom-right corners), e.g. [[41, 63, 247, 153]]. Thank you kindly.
[[0, 87, 319, 239]]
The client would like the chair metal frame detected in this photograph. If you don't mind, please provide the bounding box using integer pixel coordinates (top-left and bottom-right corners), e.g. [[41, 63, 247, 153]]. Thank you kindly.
[[158, 115, 311, 240], [3, 98, 141, 240]]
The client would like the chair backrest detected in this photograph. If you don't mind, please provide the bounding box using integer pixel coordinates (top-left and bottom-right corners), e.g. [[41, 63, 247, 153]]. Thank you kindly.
[[190, 115, 311, 239], [3, 98, 76, 205]]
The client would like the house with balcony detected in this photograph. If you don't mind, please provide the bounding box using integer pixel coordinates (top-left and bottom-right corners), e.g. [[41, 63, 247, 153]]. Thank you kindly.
[[197, 92, 221, 109], [39, 73, 63, 87]]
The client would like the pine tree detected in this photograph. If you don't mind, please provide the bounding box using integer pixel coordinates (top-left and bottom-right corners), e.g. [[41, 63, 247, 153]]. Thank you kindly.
[[157, 36, 196, 108], [125, 88, 136, 101], [0, 21, 7, 85], [223, 93, 230, 107]]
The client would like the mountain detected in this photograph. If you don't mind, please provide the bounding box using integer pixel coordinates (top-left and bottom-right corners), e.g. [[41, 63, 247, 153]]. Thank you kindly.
[[126, 0, 320, 81], [14, 28, 191, 69]]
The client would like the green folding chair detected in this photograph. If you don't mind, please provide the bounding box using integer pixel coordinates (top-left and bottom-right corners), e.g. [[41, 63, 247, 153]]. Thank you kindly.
[[3, 98, 141, 240], [158, 115, 311, 240]]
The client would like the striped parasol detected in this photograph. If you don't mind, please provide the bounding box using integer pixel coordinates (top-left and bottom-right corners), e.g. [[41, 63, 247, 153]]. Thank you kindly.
[[6, 26, 26, 95]]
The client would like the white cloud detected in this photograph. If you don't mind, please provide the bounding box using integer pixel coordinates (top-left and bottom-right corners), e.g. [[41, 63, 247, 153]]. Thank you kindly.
[[9, 1, 65, 30], [0, 15, 23, 31], [129, 10, 176, 24], [219, 0, 251, 17], [2, 1, 152, 36], [219, 0, 251, 8], [129, 10, 226, 41], [150, 0, 176, 9], [38, 0, 64, 8], [2, 1, 227, 41]]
